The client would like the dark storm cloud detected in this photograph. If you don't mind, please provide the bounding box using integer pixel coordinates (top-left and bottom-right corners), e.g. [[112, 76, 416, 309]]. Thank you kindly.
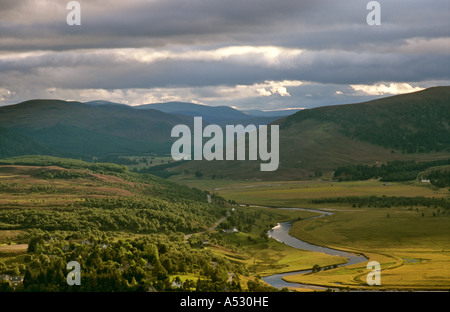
[[1, 48, 447, 91], [0, 0, 448, 107], [1, 0, 316, 50], [1, 0, 447, 51]]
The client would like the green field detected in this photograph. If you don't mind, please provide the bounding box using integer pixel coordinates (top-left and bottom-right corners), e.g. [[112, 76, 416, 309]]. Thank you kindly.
[[202, 178, 450, 291], [170, 177, 448, 206], [284, 207, 450, 290]]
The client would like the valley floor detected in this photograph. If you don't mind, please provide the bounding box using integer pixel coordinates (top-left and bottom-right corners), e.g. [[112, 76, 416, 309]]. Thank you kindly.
[[0, 163, 448, 292], [171, 177, 450, 291]]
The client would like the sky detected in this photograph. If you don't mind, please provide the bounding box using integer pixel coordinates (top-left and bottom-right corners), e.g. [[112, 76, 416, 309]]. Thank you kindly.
[[0, 0, 449, 110]]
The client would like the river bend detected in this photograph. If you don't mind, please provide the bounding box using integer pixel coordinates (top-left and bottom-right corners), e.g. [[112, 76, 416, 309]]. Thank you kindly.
[[262, 208, 367, 290]]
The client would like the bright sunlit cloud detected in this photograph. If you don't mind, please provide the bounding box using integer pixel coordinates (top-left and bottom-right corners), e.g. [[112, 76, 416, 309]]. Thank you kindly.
[[98, 46, 304, 68], [350, 83, 425, 96], [27, 80, 304, 107]]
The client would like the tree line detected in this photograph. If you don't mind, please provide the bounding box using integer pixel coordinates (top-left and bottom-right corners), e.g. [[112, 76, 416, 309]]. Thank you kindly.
[[310, 196, 450, 210], [0, 231, 279, 292], [333, 159, 450, 182], [423, 169, 450, 188]]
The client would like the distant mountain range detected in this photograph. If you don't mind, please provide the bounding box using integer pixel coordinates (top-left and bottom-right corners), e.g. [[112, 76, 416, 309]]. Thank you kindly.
[[0, 100, 191, 158], [0, 99, 296, 159], [1, 87, 448, 180], [135, 102, 250, 123], [87, 100, 298, 124], [170, 86, 450, 180], [241, 108, 303, 117], [132, 101, 294, 126]]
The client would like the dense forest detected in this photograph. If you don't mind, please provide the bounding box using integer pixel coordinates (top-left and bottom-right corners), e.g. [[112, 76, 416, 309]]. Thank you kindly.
[[333, 159, 450, 182], [0, 196, 225, 234], [0, 128, 55, 158], [0, 231, 250, 292], [134, 160, 188, 178], [424, 169, 450, 188], [310, 196, 450, 211]]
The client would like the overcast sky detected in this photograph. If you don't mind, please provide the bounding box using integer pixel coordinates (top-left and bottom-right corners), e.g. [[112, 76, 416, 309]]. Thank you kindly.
[[0, 0, 449, 110]]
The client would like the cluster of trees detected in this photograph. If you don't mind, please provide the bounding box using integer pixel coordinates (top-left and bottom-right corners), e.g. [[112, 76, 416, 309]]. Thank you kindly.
[[0, 155, 128, 174], [34, 169, 91, 180], [310, 196, 450, 210], [424, 169, 450, 188], [0, 158, 228, 235], [0, 156, 285, 292], [133, 160, 188, 178], [94, 155, 140, 166], [0, 163, 231, 236], [0, 232, 257, 292], [217, 209, 263, 233], [333, 159, 450, 182], [0, 195, 226, 234]]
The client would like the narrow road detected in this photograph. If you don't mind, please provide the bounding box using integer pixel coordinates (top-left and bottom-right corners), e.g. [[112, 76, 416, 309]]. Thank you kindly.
[[184, 211, 231, 240]]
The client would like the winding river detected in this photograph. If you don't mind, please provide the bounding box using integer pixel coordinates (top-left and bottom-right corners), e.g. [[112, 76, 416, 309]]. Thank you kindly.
[[262, 208, 368, 290]]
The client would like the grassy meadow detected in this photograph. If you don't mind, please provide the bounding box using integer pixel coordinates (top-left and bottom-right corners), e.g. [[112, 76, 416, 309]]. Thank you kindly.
[[209, 179, 448, 207], [185, 177, 450, 291]]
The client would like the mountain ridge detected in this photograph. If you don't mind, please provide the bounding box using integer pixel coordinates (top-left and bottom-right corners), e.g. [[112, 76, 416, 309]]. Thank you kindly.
[[1, 87, 449, 179], [0, 99, 295, 159], [169, 86, 450, 180], [0, 99, 193, 158], [133, 101, 285, 125]]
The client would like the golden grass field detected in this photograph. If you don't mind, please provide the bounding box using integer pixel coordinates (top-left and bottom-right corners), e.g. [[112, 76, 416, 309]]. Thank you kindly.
[[198, 178, 450, 291]]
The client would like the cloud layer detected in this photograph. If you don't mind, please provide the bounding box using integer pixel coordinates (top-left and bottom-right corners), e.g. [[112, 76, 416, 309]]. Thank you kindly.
[[0, 0, 449, 109]]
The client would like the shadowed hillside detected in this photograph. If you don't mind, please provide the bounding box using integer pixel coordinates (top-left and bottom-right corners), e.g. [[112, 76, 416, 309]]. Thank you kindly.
[[0, 100, 194, 158], [170, 87, 450, 180]]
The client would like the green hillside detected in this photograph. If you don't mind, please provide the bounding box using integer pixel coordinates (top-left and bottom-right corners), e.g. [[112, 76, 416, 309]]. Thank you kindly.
[[0, 155, 225, 233], [282, 86, 450, 153], [170, 87, 450, 180], [0, 127, 54, 158], [0, 99, 192, 158]]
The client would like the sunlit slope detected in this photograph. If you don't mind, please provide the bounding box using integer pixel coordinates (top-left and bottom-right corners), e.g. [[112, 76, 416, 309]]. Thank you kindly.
[[0, 156, 225, 234]]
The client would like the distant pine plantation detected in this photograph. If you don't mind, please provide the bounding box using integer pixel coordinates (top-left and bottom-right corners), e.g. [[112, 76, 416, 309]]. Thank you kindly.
[[333, 159, 450, 186], [309, 196, 450, 211]]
